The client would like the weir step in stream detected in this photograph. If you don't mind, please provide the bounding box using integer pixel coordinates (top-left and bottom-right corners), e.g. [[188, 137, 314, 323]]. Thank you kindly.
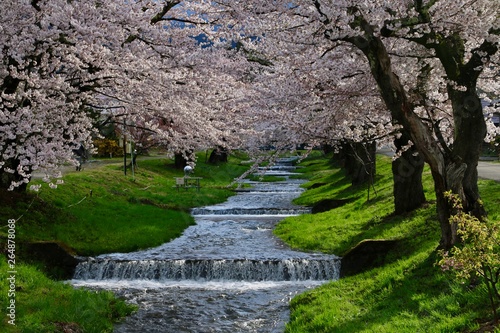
[[74, 258, 339, 282], [71, 158, 340, 332]]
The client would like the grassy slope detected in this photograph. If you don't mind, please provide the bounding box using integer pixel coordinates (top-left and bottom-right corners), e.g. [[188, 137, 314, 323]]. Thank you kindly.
[[0, 259, 134, 333], [275, 153, 499, 333], [1, 152, 249, 256], [0, 152, 249, 332]]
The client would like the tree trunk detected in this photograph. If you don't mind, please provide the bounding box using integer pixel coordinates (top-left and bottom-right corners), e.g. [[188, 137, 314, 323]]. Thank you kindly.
[[174, 150, 195, 169], [342, 141, 376, 186], [208, 146, 228, 164], [174, 153, 187, 169], [344, 13, 487, 249], [392, 135, 426, 214], [322, 144, 335, 155], [448, 88, 487, 219]]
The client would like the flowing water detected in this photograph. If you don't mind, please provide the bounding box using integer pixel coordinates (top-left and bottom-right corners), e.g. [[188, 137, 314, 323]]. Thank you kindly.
[[71, 158, 340, 332]]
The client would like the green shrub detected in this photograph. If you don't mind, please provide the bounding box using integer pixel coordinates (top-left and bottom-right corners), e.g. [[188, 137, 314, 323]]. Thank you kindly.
[[437, 191, 500, 323]]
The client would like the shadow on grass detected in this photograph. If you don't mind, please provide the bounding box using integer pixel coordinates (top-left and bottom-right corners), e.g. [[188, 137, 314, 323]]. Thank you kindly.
[[289, 239, 489, 333], [324, 256, 455, 332], [348, 201, 436, 245], [338, 204, 438, 273], [288, 199, 494, 331]]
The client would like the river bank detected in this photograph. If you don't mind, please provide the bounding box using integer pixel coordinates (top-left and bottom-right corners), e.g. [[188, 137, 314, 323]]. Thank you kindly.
[[0, 152, 251, 332], [71, 157, 339, 332], [2, 152, 499, 332], [274, 154, 500, 333]]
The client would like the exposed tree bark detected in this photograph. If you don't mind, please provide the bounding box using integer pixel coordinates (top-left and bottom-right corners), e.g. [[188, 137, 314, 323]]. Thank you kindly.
[[174, 150, 195, 169], [447, 86, 487, 219], [392, 134, 426, 214], [208, 146, 228, 164], [322, 144, 335, 155], [174, 153, 187, 169], [350, 29, 453, 247]]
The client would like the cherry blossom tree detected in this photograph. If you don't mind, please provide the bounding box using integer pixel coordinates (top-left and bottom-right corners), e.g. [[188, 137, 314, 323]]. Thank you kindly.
[[322, 1, 499, 248], [204, 4, 425, 207], [199, 0, 500, 248], [1, 0, 97, 191], [0, 0, 252, 191], [3, 0, 499, 250]]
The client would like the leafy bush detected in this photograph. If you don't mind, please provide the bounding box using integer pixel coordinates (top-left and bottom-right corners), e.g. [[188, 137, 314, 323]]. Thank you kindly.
[[437, 191, 500, 323]]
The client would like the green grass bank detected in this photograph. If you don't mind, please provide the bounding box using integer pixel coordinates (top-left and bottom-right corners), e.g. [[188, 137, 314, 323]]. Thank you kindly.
[[274, 153, 500, 333], [2, 151, 499, 332], [1, 152, 249, 256], [0, 152, 250, 332]]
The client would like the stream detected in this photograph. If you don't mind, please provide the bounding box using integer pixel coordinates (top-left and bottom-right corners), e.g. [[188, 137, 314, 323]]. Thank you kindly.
[[71, 158, 340, 332]]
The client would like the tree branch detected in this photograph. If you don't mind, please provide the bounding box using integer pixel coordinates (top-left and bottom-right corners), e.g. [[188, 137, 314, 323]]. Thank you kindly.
[[150, 1, 181, 25]]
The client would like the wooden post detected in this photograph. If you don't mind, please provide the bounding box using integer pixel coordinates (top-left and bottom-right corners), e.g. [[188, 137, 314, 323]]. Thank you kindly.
[[123, 118, 127, 176]]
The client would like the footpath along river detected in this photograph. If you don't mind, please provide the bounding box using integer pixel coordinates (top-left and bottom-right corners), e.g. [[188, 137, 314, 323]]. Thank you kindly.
[[71, 158, 340, 332]]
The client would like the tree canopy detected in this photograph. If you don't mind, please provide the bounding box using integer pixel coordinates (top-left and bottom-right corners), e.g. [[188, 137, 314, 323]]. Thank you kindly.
[[1, 0, 500, 246], [193, 0, 500, 247], [0, 0, 254, 190]]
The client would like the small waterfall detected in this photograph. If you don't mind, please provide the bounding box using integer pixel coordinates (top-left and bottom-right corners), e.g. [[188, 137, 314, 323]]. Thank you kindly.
[[71, 156, 340, 332], [74, 258, 341, 282], [191, 207, 312, 216], [259, 166, 296, 172]]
